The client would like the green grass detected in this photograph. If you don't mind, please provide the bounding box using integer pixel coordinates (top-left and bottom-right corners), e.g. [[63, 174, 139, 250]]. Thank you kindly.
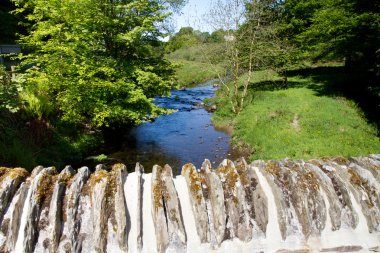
[[167, 43, 227, 87], [213, 68, 380, 161], [172, 60, 225, 87]]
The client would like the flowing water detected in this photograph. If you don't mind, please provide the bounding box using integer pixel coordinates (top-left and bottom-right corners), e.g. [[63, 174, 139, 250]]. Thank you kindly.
[[104, 81, 240, 174]]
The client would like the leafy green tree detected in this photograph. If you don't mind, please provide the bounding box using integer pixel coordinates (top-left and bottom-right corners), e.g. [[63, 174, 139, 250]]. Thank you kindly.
[[0, 65, 21, 112], [166, 26, 207, 52], [283, 0, 380, 75], [240, 0, 294, 82], [12, 0, 182, 127], [209, 29, 226, 43]]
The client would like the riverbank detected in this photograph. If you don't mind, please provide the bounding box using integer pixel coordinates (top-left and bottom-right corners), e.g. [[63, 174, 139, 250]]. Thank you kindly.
[[166, 43, 225, 87], [212, 67, 380, 161]]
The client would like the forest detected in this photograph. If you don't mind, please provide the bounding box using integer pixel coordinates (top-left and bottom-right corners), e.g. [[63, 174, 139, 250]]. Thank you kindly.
[[1, 0, 379, 169]]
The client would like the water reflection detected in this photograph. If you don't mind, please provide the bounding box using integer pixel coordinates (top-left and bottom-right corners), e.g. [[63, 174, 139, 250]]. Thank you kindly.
[[107, 81, 240, 174]]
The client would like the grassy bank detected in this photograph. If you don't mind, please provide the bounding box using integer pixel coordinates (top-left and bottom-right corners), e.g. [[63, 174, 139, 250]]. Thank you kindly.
[[172, 60, 224, 87], [167, 43, 226, 87], [213, 67, 380, 160]]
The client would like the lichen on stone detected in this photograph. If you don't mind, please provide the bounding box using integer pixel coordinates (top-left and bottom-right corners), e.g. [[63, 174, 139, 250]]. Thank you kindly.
[[0, 167, 9, 178], [235, 159, 249, 187], [217, 160, 239, 205], [89, 170, 108, 188], [348, 168, 375, 208], [0, 167, 28, 184], [182, 163, 203, 204], [265, 162, 281, 177], [153, 175, 164, 210], [299, 171, 319, 191], [35, 172, 57, 206]]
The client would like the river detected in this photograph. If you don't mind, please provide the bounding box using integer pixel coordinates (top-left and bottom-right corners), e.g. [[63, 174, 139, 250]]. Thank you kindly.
[[102, 80, 240, 175]]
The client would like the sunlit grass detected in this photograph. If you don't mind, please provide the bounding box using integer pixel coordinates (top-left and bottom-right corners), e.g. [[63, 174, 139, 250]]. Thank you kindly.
[[172, 60, 225, 87], [213, 69, 380, 160]]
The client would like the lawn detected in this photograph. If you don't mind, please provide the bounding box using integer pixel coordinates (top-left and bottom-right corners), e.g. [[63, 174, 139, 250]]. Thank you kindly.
[[212, 67, 380, 160]]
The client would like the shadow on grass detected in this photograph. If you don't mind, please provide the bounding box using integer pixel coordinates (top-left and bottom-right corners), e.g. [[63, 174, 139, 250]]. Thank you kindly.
[[248, 66, 380, 132]]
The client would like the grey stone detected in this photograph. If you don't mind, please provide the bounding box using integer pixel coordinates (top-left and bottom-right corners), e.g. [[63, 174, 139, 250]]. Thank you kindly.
[[236, 158, 269, 234], [135, 163, 144, 251], [0, 168, 28, 224], [57, 167, 90, 253], [91, 169, 108, 253], [216, 159, 252, 242], [181, 163, 210, 243], [162, 165, 187, 250], [151, 165, 169, 253], [200, 160, 226, 246], [111, 164, 129, 251]]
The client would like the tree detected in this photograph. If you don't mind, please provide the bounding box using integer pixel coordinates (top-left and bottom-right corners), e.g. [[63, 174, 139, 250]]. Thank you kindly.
[[12, 0, 185, 128], [207, 0, 290, 114], [283, 0, 380, 75], [165, 26, 210, 52]]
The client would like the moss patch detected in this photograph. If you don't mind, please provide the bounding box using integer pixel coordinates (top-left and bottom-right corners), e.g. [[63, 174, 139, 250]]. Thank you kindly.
[[35, 169, 57, 206], [0, 167, 28, 185], [348, 168, 376, 208]]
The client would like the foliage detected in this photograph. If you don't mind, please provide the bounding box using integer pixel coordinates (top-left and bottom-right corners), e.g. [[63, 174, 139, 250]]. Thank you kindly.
[[283, 0, 380, 75], [12, 0, 179, 128], [0, 65, 21, 113], [166, 26, 217, 52]]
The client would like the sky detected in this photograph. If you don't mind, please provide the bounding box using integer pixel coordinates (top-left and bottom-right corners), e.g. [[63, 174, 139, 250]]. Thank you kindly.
[[171, 0, 216, 33]]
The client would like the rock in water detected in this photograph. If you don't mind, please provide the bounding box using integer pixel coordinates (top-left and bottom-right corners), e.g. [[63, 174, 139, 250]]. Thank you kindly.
[[181, 163, 210, 243], [151, 165, 169, 253]]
